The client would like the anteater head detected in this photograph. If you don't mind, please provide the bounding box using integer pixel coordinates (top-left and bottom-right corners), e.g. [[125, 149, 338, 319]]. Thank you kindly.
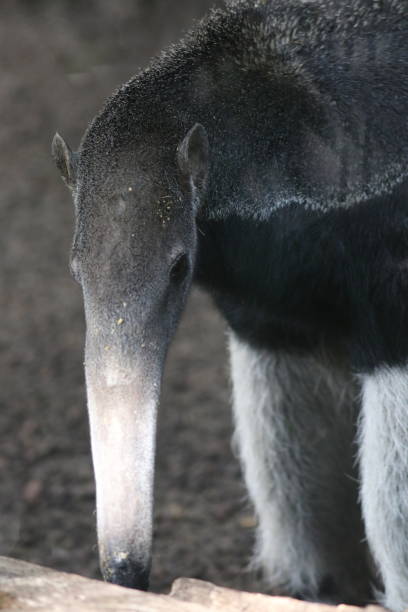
[[52, 117, 209, 589]]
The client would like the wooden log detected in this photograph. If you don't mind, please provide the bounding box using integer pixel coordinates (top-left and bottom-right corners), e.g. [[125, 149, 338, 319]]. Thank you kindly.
[[0, 556, 206, 611], [170, 578, 387, 612], [0, 557, 388, 612]]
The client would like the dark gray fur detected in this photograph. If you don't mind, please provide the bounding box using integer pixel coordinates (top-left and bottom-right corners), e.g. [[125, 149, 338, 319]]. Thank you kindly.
[[53, 0, 408, 608]]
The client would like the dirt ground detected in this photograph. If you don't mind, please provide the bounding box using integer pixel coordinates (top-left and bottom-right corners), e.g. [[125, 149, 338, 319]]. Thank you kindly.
[[0, 0, 264, 594]]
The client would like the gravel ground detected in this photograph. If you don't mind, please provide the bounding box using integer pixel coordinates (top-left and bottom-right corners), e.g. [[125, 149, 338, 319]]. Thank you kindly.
[[0, 0, 264, 594]]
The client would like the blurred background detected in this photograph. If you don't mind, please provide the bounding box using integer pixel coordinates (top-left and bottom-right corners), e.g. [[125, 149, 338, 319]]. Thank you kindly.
[[0, 0, 263, 594]]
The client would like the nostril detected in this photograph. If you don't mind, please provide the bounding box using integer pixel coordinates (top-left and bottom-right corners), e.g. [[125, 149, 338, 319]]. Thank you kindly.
[[103, 556, 150, 591], [170, 253, 189, 284], [113, 558, 128, 572]]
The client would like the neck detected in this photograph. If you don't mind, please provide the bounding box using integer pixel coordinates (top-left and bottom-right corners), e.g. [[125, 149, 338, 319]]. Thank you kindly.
[[92, 8, 321, 221], [90, 1, 408, 221]]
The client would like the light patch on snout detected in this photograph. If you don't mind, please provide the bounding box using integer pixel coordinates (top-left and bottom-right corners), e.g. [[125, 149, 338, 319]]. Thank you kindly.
[[105, 366, 132, 388], [102, 352, 138, 388], [86, 379, 158, 567]]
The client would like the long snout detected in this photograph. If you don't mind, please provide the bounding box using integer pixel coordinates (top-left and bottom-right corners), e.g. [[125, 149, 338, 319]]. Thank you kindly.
[[85, 346, 160, 590]]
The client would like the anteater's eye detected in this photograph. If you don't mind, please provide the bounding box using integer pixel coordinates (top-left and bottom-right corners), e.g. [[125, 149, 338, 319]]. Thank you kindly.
[[170, 253, 189, 284]]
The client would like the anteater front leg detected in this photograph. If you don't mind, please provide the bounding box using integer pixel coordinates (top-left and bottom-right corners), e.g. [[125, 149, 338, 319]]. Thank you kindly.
[[229, 333, 372, 605], [360, 366, 408, 612]]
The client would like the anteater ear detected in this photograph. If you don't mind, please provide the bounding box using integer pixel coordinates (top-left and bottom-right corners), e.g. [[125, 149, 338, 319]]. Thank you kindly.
[[177, 123, 209, 198], [52, 132, 78, 191]]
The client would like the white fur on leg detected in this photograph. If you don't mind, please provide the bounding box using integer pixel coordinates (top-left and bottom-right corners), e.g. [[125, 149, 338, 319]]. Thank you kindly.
[[360, 364, 408, 612], [229, 333, 369, 602], [229, 335, 319, 595]]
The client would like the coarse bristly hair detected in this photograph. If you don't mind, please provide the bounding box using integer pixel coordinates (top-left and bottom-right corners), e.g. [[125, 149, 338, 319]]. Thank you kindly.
[[56, 1, 408, 608], [79, 0, 408, 222]]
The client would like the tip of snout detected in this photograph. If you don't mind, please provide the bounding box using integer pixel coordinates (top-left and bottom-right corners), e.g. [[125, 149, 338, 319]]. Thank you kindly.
[[102, 556, 150, 591]]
